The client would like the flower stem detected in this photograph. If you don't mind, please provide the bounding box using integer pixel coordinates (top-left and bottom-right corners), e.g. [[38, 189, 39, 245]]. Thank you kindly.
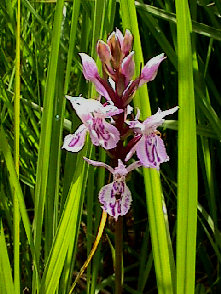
[[115, 216, 123, 294]]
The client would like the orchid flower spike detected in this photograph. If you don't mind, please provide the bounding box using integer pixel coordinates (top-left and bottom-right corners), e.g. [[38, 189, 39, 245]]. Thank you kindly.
[[126, 106, 179, 169], [62, 96, 123, 152], [83, 157, 142, 220]]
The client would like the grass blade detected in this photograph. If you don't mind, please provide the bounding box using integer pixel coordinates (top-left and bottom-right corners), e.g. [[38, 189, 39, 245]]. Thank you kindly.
[[39, 150, 87, 294], [0, 222, 15, 294], [175, 1, 198, 293], [14, 0, 21, 291], [135, 2, 221, 41], [33, 0, 64, 278]]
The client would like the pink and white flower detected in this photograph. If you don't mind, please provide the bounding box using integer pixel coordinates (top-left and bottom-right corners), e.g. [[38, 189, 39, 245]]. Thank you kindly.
[[125, 106, 179, 169], [84, 157, 142, 220], [139, 53, 166, 87], [79, 53, 111, 101], [62, 96, 123, 152]]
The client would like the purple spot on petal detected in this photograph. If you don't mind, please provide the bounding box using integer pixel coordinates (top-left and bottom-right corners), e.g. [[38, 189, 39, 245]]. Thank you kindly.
[[117, 201, 121, 213], [93, 118, 111, 141], [145, 136, 161, 166], [110, 202, 116, 217], [69, 134, 80, 147]]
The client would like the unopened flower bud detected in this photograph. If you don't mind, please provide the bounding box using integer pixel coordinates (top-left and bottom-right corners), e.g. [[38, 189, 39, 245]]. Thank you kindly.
[[107, 31, 122, 69], [97, 40, 111, 64], [122, 29, 133, 56], [121, 51, 135, 85]]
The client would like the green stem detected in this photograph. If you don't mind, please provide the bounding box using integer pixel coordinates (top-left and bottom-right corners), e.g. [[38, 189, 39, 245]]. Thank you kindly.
[[14, 0, 21, 292], [115, 216, 123, 294]]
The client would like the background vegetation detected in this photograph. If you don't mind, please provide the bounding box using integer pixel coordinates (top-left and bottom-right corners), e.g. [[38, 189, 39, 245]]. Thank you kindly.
[[0, 0, 221, 293]]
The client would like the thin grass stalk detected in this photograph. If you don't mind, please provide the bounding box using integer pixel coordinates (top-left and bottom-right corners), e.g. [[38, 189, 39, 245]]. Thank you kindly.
[[14, 0, 21, 292], [120, 1, 175, 293], [175, 0, 198, 293]]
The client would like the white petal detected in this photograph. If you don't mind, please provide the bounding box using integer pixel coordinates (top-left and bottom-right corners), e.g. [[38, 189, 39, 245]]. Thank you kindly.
[[83, 157, 114, 173], [126, 161, 142, 173], [144, 106, 179, 130], [62, 124, 87, 152]]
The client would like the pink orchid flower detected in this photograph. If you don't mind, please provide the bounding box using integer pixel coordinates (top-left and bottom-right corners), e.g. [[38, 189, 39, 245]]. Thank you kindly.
[[125, 106, 179, 169], [79, 53, 111, 101], [139, 53, 166, 87], [62, 96, 123, 152], [122, 54, 166, 106], [84, 157, 142, 220]]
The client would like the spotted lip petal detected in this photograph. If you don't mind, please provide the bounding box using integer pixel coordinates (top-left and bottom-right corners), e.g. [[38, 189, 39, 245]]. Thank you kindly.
[[83, 157, 142, 219], [126, 106, 178, 168], [136, 134, 169, 169], [99, 181, 132, 221], [87, 118, 120, 150]]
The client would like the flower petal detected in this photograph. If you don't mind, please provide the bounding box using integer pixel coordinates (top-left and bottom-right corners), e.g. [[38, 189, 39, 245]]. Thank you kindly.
[[66, 96, 122, 120], [99, 181, 132, 220], [88, 118, 120, 150], [126, 119, 144, 133], [126, 161, 142, 173], [125, 143, 137, 162], [136, 134, 169, 169], [79, 53, 110, 100], [103, 104, 124, 117], [79, 53, 99, 80], [66, 96, 102, 123], [66, 96, 100, 114], [143, 106, 179, 129], [62, 124, 87, 152], [83, 157, 114, 173], [92, 79, 111, 101], [139, 53, 166, 86]]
